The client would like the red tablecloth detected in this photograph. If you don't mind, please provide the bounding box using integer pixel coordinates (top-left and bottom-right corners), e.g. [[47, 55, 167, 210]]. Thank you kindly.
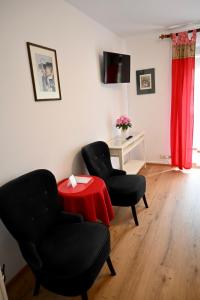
[[57, 176, 114, 225]]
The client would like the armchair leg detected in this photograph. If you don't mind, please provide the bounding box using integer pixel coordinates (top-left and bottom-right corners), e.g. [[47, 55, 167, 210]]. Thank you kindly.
[[131, 205, 139, 226], [81, 292, 88, 300], [33, 278, 40, 296], [106, 256, 116, 276], [143, 194, 148, 208]]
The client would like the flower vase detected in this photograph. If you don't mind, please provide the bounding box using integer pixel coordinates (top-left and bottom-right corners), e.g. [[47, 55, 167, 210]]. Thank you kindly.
[[121, 129, 128, 141]]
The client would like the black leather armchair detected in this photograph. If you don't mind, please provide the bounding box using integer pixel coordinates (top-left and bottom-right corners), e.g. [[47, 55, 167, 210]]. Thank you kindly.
[[0, 169, 116, 300], [82, 141, 148, 225]]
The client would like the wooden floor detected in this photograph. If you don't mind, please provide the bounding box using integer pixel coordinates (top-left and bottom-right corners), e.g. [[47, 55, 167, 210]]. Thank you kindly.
[[8, 164, 200, 300]]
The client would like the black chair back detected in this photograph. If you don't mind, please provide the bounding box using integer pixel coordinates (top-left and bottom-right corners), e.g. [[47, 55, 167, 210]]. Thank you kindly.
[[0, 169, 60, 244], [82, 141, 113, 181]]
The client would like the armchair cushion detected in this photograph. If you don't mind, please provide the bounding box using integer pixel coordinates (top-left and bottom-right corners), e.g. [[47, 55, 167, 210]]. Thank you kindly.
[[58, 211, 84, 224], [106, 175, 146, 206], [111, 169, 126, 176], [39, 222, 109, 275], [38, 222, 110, 295]]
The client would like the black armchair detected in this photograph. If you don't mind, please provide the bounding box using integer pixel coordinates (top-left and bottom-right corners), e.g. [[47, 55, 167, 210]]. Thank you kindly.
[[0, 169, 116, 300], [82, 141, 148, 226]]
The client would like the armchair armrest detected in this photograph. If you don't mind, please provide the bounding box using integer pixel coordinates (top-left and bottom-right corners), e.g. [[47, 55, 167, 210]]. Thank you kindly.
[[111, 168, 126, 176], [19, 241, 43, 271], [59, 211, 84, 223]]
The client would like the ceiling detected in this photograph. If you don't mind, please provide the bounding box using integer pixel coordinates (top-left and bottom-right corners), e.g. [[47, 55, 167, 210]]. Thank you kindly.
[[65, 0, 200, 36]]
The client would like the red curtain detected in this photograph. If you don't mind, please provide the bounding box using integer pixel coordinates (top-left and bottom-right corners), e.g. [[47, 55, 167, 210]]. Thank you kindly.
[[171, 30, 196, 169]]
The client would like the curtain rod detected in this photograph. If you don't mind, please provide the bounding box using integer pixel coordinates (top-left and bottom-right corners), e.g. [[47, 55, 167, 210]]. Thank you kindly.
[[159, 28, 200, 39]]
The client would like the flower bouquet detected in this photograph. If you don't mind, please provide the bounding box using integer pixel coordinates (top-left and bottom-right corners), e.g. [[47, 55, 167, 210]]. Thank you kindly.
[[116, 115, 132, 140]]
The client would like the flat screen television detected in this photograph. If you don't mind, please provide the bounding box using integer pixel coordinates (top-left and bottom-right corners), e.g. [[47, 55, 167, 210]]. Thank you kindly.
[[103, 51, 130, 84]]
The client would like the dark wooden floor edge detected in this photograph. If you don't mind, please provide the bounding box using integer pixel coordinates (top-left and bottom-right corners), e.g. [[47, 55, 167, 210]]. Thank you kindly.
[[6, 265, 29, 288], [6, 264, 35, 300]]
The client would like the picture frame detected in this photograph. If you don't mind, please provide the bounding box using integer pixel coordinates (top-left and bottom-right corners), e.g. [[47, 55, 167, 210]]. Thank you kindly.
[[136, 68, 155, 95], [27, 42, 61, 101]]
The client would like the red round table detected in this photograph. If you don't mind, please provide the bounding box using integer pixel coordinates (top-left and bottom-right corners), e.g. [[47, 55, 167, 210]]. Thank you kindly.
[[57, 176, 114, 225]]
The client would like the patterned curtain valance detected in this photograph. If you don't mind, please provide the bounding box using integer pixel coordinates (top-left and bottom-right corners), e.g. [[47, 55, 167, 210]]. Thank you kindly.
[[172, 30, 196, 59]]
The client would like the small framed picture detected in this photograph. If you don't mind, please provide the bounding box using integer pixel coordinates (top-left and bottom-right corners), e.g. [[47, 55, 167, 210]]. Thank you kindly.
[[136, 68, 155, 95], [27, 42, 61, 101]]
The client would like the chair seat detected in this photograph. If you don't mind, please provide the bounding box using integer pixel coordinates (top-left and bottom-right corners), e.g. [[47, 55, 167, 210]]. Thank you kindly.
[[106, 175, 146, 206], [37, 221, 110, 296], [39, 222, 109, 277]]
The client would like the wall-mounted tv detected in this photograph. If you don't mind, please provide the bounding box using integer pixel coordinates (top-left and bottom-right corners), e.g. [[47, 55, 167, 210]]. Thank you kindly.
[[103, 51, 130, 84]]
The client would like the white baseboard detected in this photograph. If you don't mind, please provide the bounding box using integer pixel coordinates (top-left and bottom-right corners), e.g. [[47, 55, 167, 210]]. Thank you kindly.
[[146, 160, 171, 166]]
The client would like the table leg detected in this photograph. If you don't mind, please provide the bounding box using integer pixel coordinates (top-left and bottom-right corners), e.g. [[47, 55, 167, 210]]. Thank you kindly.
[[119, 150, 124, 170]]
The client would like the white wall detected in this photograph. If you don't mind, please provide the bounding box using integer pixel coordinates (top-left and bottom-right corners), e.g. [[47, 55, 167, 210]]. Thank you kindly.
[[125, 33, 171, 163], [0, 0, 128, 281]]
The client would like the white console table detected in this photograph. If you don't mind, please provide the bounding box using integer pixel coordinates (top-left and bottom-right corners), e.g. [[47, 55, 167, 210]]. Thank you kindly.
[[108, 131, 146, 174]]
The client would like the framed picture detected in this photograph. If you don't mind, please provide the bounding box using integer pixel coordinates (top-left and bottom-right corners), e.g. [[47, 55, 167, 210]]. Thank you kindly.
[[27, 42, 61, 101], [136, 68, 155, 95]]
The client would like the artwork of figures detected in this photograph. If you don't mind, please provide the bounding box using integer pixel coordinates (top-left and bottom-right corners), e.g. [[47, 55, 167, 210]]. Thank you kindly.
[[140, 74, 152, 90], [27, 43, 61, 101], [36, 54, 56, 92], [136, 68, 155, 95]]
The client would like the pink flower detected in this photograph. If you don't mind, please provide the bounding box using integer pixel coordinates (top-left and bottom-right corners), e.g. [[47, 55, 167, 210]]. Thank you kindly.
[[116, 118, 121, 125], [115, 115, 132, 129]]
